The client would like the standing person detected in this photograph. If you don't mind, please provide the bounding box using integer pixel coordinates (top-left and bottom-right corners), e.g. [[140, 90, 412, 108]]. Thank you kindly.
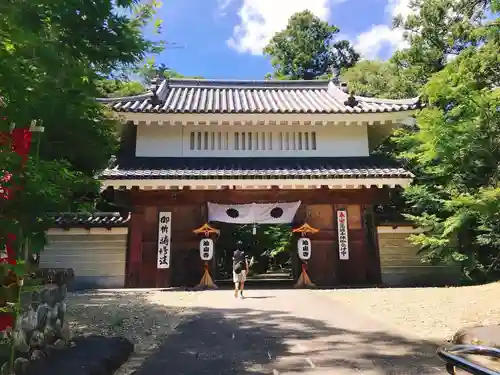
[[232, 240, 249, 299]]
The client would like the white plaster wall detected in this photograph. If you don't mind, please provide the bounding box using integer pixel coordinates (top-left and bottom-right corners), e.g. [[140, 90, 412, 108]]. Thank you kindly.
[[135, 123, 369, 157], [136, 125, 184, 157]]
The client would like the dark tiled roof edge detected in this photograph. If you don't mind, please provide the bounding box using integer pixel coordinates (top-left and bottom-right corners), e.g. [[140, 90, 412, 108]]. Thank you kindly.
[[99, 156, 414, 180], [49, 212, 131, 229], [95, 78, 421, 114]]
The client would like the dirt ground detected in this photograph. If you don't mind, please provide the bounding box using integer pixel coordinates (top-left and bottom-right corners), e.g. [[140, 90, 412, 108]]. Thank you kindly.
[[324, 282, 500, 343], [65, 289, 199, 375]]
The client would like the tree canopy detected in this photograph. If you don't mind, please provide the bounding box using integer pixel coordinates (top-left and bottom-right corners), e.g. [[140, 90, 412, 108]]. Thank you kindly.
[[392, 0, 497, 90], [388, 0, 500, 281], [96, 64, 204, 98], [0, 0, 162, 262], [340, 60, 420, 99], [96, 79, 147, 98], [396, 37, 500, 280], [343, 0, 497, 99], [264, 10, 359, 80]]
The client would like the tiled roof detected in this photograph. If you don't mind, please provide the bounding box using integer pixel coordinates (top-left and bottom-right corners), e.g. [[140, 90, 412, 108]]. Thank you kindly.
[[96, 79, 420, 114], [100, 156, 413, 180], [50, 212, 131, 228]]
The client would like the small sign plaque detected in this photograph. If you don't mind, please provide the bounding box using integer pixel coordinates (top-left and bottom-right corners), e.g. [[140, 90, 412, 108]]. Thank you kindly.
[[337, 209, 349, 260], [157, 212, 172, 269]]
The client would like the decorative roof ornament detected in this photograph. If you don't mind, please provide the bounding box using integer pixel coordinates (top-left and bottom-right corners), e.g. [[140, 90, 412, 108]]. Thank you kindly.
[[339, 82, 349, 94], [344, 92, 359, 107], [149, 65, 167, 106], [149, 76, 162, 106], [107, 155, 117, 169]]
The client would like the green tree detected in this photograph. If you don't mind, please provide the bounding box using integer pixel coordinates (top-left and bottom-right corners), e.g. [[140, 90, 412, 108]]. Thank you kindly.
[[391, 0, 496, 89], [95, 63, 205, 99], [340, 60, 420, 99], [395, 38, 500, 281], [96, 79, 146, 98], [388, 0, 500, 281], [136, 62, 204, 84], [343, 1, 496, 100], [340, 0, 499, 282], [0, 0, 162, 262], [264, 10, 359, 80]]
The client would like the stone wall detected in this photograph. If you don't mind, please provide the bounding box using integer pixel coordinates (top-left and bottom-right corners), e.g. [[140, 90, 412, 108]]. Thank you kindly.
[[377, 226, 460, 286], [0, 268, 74, 375]]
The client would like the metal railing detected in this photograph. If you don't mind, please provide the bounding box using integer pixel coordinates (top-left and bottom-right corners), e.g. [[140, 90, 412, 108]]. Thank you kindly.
[[437, 345, 500, 374]]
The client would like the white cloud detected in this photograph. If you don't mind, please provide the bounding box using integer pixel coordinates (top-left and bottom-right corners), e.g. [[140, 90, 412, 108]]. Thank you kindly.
[[216, 0, 235, 17], [354, 25, 406, 60], [354, 0, 414, 60], [387, 0, 413, 20], [225, 0, 345, 56]]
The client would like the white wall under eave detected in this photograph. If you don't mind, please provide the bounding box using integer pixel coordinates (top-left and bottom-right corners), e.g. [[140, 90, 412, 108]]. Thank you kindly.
[[135, 123, 370, 158]]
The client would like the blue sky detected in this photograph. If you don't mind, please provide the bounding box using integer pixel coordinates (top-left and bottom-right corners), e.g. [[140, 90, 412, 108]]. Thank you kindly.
[[148, 0, 411, 80]]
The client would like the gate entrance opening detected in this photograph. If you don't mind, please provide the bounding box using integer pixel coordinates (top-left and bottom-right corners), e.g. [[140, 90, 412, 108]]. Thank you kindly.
[[214, 222, 296, 283]]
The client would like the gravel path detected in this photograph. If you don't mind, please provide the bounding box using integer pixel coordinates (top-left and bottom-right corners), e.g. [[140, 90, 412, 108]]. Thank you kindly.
[[323, 282, 500, 342], [65, 285, 499, 374], [131, 289, 447, 374], [66, 289, 199, 375]]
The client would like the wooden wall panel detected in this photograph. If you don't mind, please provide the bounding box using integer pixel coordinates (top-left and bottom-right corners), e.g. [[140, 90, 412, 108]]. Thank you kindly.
[[131, 188, 390, 207], [347, 205, 362, 230], [140, 242, 158, 287], [363, 205, 382, 284], [169, 205, 204, 287], [127, 209, 144, 287], [305, 204, 336, 286], [140, 206, 160, 287]]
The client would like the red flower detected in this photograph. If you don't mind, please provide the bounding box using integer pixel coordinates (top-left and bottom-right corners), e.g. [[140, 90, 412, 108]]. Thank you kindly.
[[0, 314, 14, 332], [0, 233, 17, 265], [11, 129, 32, 159], [0, 172, 11, 183]]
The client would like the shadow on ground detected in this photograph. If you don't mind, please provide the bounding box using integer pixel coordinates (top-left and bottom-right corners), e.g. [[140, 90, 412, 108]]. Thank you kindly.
[[68, 291, 447, 374]]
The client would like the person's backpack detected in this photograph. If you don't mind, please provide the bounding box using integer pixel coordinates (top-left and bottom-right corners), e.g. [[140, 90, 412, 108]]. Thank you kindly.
[[234, 261, 244, 274]]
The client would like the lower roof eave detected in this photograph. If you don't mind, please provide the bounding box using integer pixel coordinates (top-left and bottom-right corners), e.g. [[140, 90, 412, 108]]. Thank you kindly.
[[99, 177, 413, 191]]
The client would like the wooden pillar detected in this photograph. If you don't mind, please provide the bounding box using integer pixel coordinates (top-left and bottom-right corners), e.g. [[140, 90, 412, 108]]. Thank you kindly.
[[363, 204, 382, 284]]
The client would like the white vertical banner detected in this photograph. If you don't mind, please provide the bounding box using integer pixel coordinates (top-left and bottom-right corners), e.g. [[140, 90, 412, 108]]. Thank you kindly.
[[337, 209, 349, 260], [157, 212, 172, 269]]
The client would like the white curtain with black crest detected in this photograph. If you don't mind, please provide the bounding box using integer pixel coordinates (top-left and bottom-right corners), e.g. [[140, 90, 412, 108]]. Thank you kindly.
[[207, 202, 254, 224], [207, 201, 301, 224]]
